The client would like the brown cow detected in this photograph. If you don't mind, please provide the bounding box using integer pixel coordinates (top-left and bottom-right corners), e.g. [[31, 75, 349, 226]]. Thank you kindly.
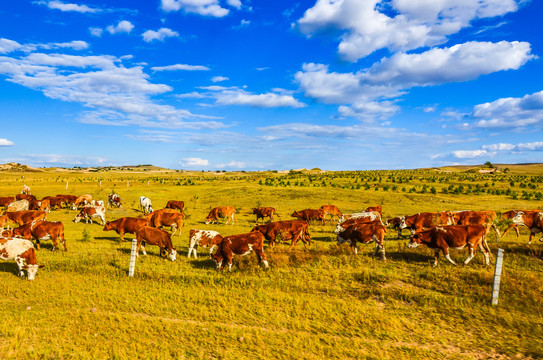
[[103, 217, 148, 241], [6, 199, 29, 212], [205, 206, 235, 225], [252, 220, 311, 249], [252, 207, 276, 223], [385, 216, 406, 238], [400, 211, 454, 235], [187, 229, 223, 258], [135, 226, 177, 261], [165, 200, 184, 211], [511, 211, 543, 244], [320, 205, 342, 222], [13, 220, 66, 251], [500, 210, 541, 240], [0, 238, 44, 280], [74, 205, 105, 225], [17, 194, 37, 202], [365, 205, 383, 216], [72, 194, 92, 210], [107, 193, 122, 208], [0, 196, 14, 208], [148, 211, 184, 236], [452, 210, 500, 238], [0, 215, 12, 230], [56, 194, 77, 208], [336, 222, 387, 259], [335, 218, 383, 235], [211, 231, 268, 271], [291, 209, 325, 225], [407, 224, 490, 266], [5, 210, 47, 226]]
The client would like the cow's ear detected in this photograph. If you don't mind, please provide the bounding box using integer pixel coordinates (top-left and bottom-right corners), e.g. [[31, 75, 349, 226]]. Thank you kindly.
[[38, 265, 45, 268]]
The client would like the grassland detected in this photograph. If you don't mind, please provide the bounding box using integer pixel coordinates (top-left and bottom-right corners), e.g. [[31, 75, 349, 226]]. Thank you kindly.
[[0, 167, 542, 359]]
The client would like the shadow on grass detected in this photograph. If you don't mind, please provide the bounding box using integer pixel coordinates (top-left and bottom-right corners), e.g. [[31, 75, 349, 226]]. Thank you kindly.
[[187, 258, 216, 269], [94, 235, 126, 243], [0, 262, 20, 278], [386, 250, 435, 264]]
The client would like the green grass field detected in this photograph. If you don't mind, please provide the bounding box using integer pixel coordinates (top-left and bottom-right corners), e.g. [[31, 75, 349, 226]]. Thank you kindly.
[[0, 168, 542, 359]]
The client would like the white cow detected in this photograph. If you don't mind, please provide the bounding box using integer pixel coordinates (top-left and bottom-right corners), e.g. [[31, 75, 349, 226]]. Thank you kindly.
[[0, 237, 43, 280], [187, 229, 223, 259], [74, 205, 106, 225], [139, 196, 153, 214], [6, 199, 29, 212], [335, 211, 382, 234]]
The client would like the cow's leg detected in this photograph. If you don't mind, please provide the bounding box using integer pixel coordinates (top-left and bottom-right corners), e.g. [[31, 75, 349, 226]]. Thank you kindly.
[[479, 244, 490, 265], [433, 250, 440, 267], [119, 231, 125, 241], [463, 243, 475, 265], [15, 257, 26, 278], [352, 243, 358, 255], [443, 248, 457, 266], [35, 240, 41, 251]]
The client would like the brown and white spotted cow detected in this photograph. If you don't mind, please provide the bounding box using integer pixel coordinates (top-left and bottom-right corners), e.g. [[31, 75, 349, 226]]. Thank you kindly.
[[148, 211, 185, 236], [205, 206, 236, 225], [338, 211, 381, 223], [334, 215, 383, 235], [6, 199, 30, 212], [452, 210, 500, 238], [407, 224, 490, 267], [107, 193, 122, 208], [12, 220, 66, 251], [56, 194, 77, 208], [320, 205, 342, 222], [165, 200, 184, 211], [385, 216, 406, 238], [72, 194, 93, 210], [21, 185, 31, 195], [511, 211, 543, 244], [400, 211, 454, 235], [0, 238, 44, 280], [291, 208, 325, 225], [252, 220, 311, 249], [74, 205, 105, 225], [337, 222, 387, 259], [211, 231, 269, 271], [500, 210, 541, 240], [103, 217, 148, 241], [187, 229, 223, 258], [5, 210, 47, 226], [135, 226, 177, 261], [252, 207, 276, 223], [365, 205, 383, 216]]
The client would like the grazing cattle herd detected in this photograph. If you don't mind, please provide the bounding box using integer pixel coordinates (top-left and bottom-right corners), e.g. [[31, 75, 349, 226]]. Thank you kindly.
[[0, 184, 542, 280]]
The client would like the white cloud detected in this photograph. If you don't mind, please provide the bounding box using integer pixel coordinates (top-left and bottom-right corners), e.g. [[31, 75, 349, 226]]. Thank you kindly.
[[9, 153, 107, 166], [297, 0, 518, 61], [471, 90, 543, 128], [296, 41, 534, 121], [227, 0, 242, 9], [180, 157, 209, 167], [0, 138, 14, 146], [160, 0, 229, 17], [453, 149, 495, 159], [211, 76, 228, 82], [107, 20, 134, 34], [0, 39, 88, 53], [45, 1, 101, 13], [482, 142, 543, 151], [89, 27, 103, 37], [142, 28, 179, 42], [0, 38, 23, 54], [151, 63, 210, 71], [216, 160, 245, 168], [202, 86, 306, 108]]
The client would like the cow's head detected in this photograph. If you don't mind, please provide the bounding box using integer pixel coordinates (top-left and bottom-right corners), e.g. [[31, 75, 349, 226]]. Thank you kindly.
[[399, 216, 408, 229], [512, 211, 525, 224], [74, 213, 83, 223], [252, 208, 258, 214], [407, 233, 422, 249], [23, 264, 44, 280], [168, 249, 177, 261], [211, 251, 223, 269], [1, 229, 13, 237], [291, 211, 301, 218], [336, 234, 351, 245], [103, 222, 113, 231]]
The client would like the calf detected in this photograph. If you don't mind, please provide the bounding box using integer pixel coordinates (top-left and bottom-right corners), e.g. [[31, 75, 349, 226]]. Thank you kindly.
[[291, 209, 325, 225], [187, 229, 223, 258], [107, 193, 122, 208], [337, 222, 387, 259], [165, 200, 184, 211], [320, 205, 342, 222], [135, 226, 177, 261], [407, 224, 490, 267], [252, 207, 276, 223], [148, 211, 185, 236], [252, 220, 311, 249], [0, 238, 44, 280], [72, 194, 92, 210], [5, 210, 47, 226], [13, 220, 66, 251], [212, 231, 268, 271], [103, 217, 148, 241], [139, 196, 153, 214], [74, 205, 105, 225], [205, 206, 235, 225]]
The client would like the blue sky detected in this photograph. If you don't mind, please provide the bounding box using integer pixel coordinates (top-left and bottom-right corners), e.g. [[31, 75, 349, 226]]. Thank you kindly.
[[0, 0, 541, 170]]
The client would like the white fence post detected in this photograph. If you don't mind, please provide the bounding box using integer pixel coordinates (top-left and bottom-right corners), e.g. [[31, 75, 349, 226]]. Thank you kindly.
[[99, 180, 102, 188], [491, 248, 505, 305], [128, 239, 138, 277], [127, 180, 129, 188], [66, 181, 69, 189]]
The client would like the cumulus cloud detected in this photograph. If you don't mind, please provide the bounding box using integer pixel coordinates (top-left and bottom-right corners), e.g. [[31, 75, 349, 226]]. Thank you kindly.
[[160, 0, 229, 17], [216, 160, 245, 168], [296, 41, 533, 121], [0, 38, 226, 130], [0, 38, 23, 54], [211, 76, 229, 82], [151, 64, 210, 71], [453, 149, 494, 159], [42, 1, 101, 13], [0, 138, 14, 146], [471, 90, 543, 128], [89, 27, 103, 37], [107, 20, 134, 34], [9, 153, 107, 167], [180, 157, 209, 167], [142, 28, 179, 42], [0, 39, 89, 53], [200, 86, 306, 108], [227, 0, 242, 9], [297, 0, 518, 61]]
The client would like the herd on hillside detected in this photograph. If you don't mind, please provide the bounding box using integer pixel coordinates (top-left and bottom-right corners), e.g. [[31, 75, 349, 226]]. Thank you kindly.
[[0, 185, 542, 280]]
